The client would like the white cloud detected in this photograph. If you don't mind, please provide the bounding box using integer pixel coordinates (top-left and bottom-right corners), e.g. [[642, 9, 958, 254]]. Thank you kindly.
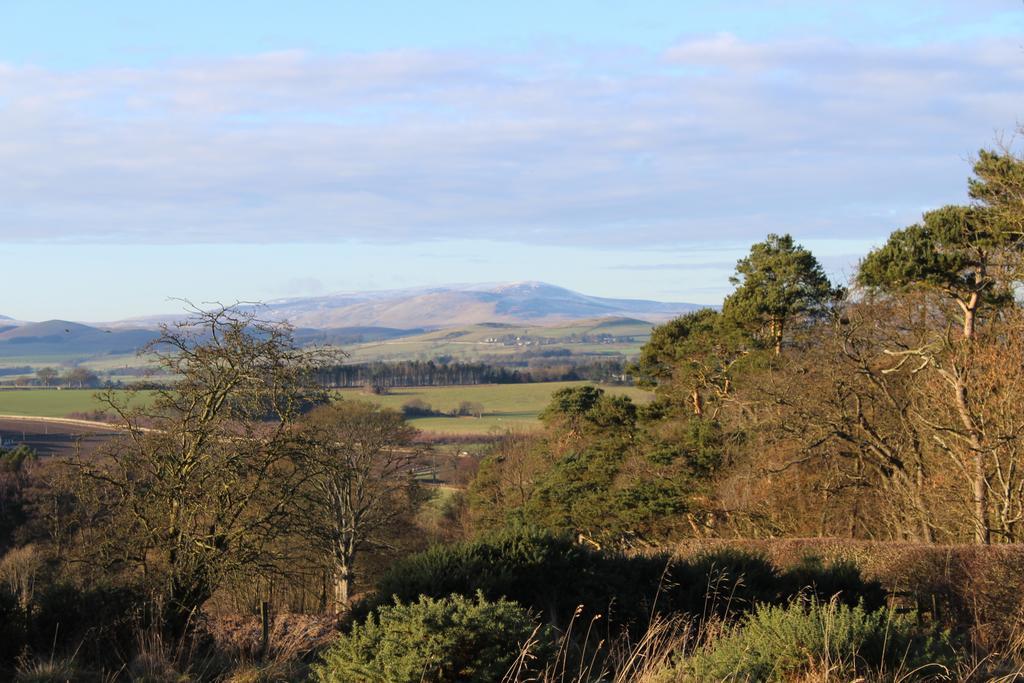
[[0, 37, 1020, 246]]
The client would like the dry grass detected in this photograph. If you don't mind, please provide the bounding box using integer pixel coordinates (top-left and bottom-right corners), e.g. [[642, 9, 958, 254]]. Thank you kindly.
[[204, 612, 338, 682], [503, 609, 698, 683]]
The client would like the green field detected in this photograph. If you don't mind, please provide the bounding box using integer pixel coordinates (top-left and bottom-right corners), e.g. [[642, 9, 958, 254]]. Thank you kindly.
[[335, 381, 652, 433], [0, 389, 155, 418], [0, 382, 652, 435]]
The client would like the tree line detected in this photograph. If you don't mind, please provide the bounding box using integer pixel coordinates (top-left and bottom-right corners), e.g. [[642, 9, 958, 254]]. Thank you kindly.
[[315, 358, 629, 389]]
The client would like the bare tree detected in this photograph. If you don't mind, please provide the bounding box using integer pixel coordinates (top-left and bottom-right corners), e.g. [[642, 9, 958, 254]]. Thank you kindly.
[[298, 400, 420, 610], [35, 367, 58, 387], [68, 303, 331, 633]]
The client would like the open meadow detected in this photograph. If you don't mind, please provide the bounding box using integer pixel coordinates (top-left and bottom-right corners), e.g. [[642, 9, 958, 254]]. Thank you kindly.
[[335, 381, 652, 433], [0, 388, 155, 418], [0, 382, 651, 434]]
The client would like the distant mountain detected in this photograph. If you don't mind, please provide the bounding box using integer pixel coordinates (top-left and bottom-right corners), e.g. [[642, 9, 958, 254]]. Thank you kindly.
[[291, 326, 423, 346], [0, 320, 159, 357], [0, 320, 425, 363], [0, 284, 703, 362], [254, 282, 703, 328]]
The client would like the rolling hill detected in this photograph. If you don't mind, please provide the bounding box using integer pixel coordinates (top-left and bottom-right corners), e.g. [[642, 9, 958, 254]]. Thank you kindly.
[[0, 283, 702, 369], [253, 282, 703, 328], [0, 320, 159, 357]]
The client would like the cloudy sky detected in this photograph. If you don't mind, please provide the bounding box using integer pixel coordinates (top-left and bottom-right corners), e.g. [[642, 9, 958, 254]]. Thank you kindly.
[[1, 1, 1022, 320]]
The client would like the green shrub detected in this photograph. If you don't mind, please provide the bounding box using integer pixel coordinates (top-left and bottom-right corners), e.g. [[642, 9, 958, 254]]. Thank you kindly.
[[663, 549, 782, 619], [366, 528, 666, 628], [686, 599, 955, 682], [367, 531, 887, 632], [314, 592, 550, 683], [781, 556, 886, 612]]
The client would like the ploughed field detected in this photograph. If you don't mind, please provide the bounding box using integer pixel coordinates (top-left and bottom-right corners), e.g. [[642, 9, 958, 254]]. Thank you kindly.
[[0, 417, 122, 458], [0, 382, 651, 435]]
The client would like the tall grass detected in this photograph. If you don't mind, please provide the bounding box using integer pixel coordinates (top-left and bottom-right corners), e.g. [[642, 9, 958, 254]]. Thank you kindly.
[[504, 608, 699, 683]]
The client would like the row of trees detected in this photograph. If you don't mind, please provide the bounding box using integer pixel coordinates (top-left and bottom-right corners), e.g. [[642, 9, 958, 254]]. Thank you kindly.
[[317, 361, 522, 389], [32, 366, 100, 388], [316, 357, 629, 389]]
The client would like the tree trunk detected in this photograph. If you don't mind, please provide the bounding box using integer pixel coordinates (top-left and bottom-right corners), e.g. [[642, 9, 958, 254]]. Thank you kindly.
[[973, 447, 990, 545], [771, 318, 784, 355], [691, 388, 703, 417], [333, 556, 354, 612], [952, 376, 989, 544], [962, 293, 978, 340]]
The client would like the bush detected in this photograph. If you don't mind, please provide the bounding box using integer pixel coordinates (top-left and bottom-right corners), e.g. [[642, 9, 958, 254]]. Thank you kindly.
[[401, 398, 439, 418], [686, 599, 955, 682], [367, 531, 887, 632], [366, 528, 664, 628], [781, 555, 886, 612], [675, 538, 1024, 652], [662, 549, 783, 619], [313, 592, 550, 683], [0, 586, 25, 668], [372, 528, 567, 610], [455, 401, 485, 418]]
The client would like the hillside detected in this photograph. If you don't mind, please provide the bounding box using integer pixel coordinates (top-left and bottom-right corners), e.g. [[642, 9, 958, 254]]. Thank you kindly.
[[0, 284, 700, 371], [340, 316, 656, 363], [253, 282, 702, 328], [0, 320, 158, 358]]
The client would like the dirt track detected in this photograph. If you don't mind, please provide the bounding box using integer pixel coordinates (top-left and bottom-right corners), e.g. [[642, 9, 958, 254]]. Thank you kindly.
[[0, 417, 122, 458]]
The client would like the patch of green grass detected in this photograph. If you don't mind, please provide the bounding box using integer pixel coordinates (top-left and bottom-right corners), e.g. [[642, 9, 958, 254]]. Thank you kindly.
[[416, 485, 460, 527], [336, 381, 652, 434], [0, 389, 154, 418]]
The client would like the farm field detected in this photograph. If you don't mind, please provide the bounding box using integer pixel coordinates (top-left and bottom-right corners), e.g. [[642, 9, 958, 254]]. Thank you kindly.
[[335, 381, 652, 433], [0, 389, 155, 418], [0, 382, 652, 435]]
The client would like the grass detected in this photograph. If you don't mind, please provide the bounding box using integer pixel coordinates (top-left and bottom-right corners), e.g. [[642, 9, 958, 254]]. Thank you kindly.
[[0, 382, 651, 435], [0, 389, 154, 418], [416, 485, 461, 529], [336, 381, 652, 433]]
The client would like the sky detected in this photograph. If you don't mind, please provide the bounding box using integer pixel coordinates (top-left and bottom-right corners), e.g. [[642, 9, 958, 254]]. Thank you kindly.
[[1, 1, 1023, 320]]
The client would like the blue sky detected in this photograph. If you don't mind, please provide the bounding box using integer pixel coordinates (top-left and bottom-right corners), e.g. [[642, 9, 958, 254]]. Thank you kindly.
[[1, 1, 1022, 320]]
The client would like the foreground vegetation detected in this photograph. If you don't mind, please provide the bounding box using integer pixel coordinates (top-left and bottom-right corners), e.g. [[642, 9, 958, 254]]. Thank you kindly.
[[0, 139, 1022, 680]]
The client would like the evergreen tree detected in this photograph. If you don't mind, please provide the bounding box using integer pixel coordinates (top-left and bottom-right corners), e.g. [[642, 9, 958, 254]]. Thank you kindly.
[[723, 234, 839, 354], [859, 150, 1024, 339]]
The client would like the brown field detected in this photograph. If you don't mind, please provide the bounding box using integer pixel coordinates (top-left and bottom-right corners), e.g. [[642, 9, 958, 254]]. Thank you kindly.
[[0, 417, 122, 458]]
